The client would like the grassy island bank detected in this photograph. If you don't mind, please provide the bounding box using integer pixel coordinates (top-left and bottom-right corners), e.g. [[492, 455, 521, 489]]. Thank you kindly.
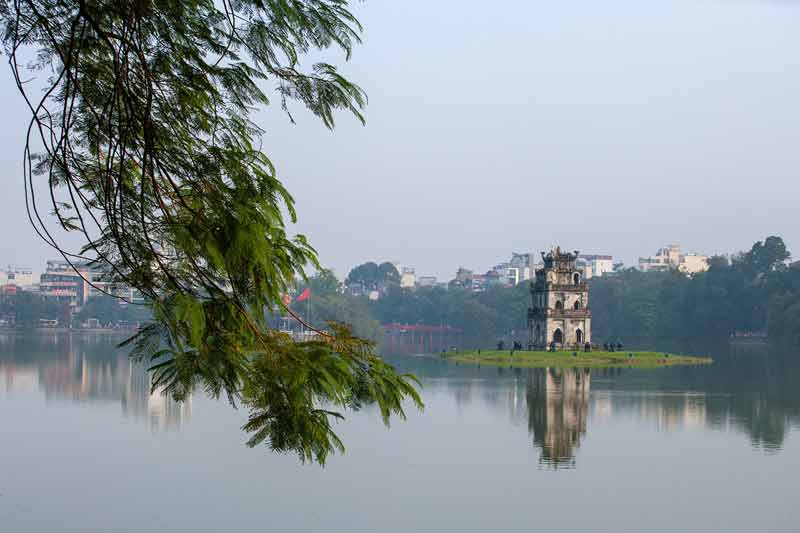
[[443, 350, 712, 369]]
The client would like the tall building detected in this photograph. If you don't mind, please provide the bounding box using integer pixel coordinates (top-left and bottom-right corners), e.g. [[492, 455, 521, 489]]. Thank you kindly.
[[39, 260, 91, 306], [527, 248, 592, 350]]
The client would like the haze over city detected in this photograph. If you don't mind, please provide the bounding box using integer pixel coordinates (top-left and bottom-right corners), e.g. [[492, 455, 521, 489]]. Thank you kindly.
[[1, 0, 799, 281], [4, 2, 800, 533]]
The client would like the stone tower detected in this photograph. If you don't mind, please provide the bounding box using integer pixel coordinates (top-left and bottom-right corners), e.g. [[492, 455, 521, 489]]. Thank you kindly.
[[527, 247, 592, 350]]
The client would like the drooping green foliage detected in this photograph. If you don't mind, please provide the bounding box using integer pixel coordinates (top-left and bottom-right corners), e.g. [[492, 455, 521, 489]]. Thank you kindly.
[[2, 0, 421, 463]]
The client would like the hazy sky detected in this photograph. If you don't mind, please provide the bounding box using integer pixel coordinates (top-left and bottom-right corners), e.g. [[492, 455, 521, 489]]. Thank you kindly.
[[1, 0, 799, 280]]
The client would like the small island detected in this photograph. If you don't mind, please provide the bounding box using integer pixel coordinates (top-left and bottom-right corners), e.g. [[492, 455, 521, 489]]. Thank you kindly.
[[444, 247, 712, 369], [443, 350, 712, 369]]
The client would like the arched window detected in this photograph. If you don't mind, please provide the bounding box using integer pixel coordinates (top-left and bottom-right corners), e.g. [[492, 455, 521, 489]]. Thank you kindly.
[[553, 329, 563, 344], [576, 329, 583, 344], [573, 273, 581, 285], [555, 300, 564, 311], [574, 300, 582, 310]]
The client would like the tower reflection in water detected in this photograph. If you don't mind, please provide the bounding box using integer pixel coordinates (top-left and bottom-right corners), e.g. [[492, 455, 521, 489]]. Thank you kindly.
[[526, 368, 590, 469], [0, 334, 191, 432], [523, 368, 710, 469]]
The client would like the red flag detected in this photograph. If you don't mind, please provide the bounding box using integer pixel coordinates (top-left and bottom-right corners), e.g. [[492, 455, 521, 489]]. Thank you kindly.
[[295, 288, 311, 302]]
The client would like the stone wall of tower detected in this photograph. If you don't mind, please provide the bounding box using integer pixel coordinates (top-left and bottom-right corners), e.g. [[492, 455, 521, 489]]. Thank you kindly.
[[527, 247, 592, 350]]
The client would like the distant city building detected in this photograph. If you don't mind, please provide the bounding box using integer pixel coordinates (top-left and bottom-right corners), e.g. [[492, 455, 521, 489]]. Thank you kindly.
[[638, 244, 681, 272], [88, 267, 144, 302], [506, 267, 524, 286], [393, 263, 416, 289], [452, 253, 538, 291], [416, 276, 438, 288], [639, 244, 709, 274], [578, 254, 614, 278], [485, 252, 538, 287], [506, 252, 536, 284], [471, 273, 486, 292], [38, 259, 143, 307], [678, 253, 710, 275], [528, 248, 592, 350], [450, 267, 474, 290], [400, 272, 416, 288], [484, 270, 503, 288], [0, 266, 36, 288], [510, 252, 537, 272], [39, 260, 91, 306], [492, 261, 510, 274]]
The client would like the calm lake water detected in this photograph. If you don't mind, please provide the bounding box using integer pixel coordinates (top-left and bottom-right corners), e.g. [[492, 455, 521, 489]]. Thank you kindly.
[[1, 335, 798, 532]]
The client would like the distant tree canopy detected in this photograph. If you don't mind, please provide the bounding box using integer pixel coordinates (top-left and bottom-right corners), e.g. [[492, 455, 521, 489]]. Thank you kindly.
[[346, 261, 400, 290], [737, 235, 791, 276], [307, 269, 341, 299], [1, 0, 420, 463]]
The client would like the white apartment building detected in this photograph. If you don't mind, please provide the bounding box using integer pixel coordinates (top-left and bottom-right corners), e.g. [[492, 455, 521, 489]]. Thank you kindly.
[[578, 255, 614, 278]]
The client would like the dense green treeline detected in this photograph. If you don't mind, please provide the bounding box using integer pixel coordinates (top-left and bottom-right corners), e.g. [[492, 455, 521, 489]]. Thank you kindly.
[[591, 236, 800, 344], [304, 236, 800, 348], [0, 293, 152, 328], [371, 284, 529, 345], [301, 269, 531, 345], [0, 292, 64, 327], [75, 297, 153, 325]]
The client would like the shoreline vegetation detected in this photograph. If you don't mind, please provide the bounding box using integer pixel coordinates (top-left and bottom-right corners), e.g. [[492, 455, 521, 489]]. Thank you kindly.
[[443, 350, 713, 369]]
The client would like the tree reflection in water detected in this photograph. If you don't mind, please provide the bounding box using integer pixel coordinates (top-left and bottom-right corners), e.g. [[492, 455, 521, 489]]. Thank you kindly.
[[0, 333, 191, 432]]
